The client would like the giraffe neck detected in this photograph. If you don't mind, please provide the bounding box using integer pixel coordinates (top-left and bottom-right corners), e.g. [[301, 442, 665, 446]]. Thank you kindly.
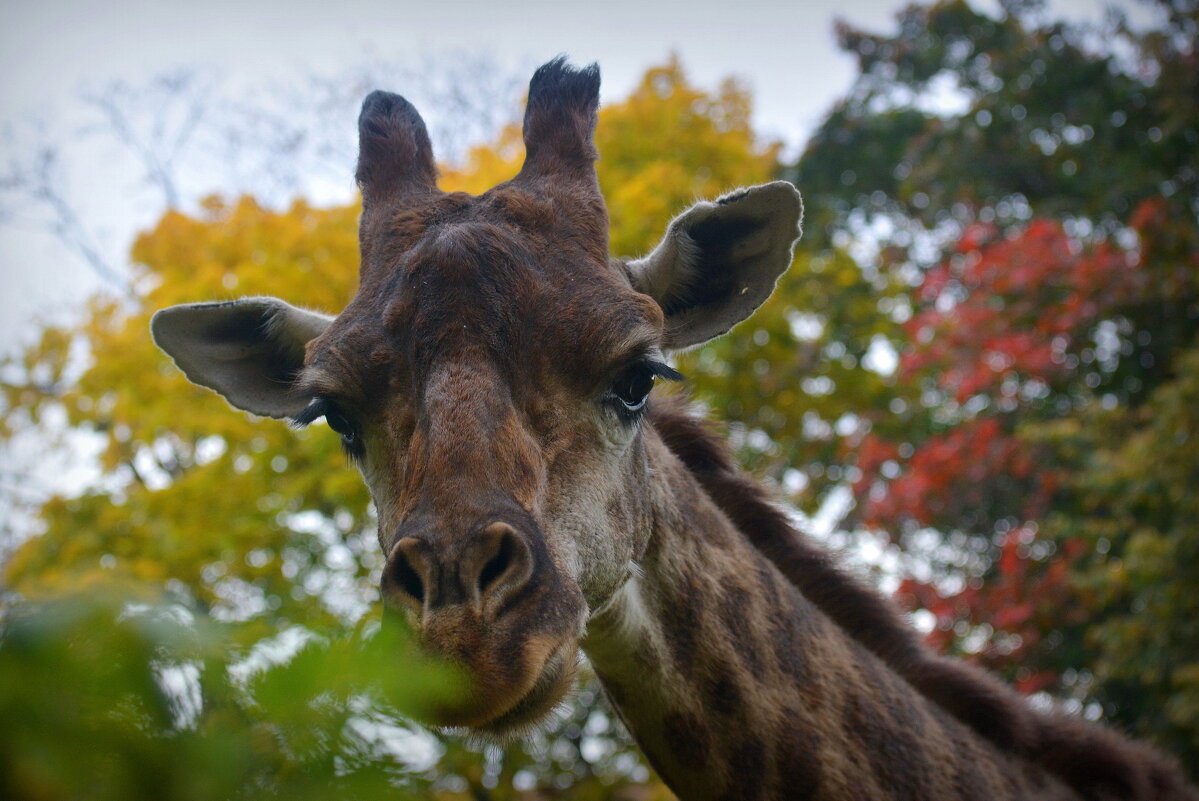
[[580, 435, 1075, 801]]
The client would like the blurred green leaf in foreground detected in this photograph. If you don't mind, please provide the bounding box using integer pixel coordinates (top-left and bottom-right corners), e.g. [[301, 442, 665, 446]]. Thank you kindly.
[[0, 589, 458, 801]]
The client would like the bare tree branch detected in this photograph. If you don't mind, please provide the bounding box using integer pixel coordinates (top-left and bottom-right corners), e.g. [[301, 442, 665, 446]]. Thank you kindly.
[[0, 137, 130, 292], [80, 69, 215, 210], [0, 55, 525, 295]]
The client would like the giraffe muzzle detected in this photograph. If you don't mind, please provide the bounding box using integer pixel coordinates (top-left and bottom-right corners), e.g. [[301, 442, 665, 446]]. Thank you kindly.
[[378, 514, 586, 733], [382, 520, 534, 619]]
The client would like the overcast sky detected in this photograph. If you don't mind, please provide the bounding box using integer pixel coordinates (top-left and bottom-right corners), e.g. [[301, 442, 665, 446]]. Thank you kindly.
[[0, 0, 1150, 347]]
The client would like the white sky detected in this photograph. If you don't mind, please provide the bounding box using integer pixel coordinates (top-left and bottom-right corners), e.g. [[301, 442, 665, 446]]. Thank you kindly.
[[0, 0, 1148, 348]]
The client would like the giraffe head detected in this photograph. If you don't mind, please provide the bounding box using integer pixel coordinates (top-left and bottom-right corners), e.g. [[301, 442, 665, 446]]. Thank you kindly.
[[151, 58, 801, 736]]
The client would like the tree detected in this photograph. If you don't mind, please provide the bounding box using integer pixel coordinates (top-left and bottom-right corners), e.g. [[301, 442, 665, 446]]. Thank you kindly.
[[739, 0, 1197, 771]]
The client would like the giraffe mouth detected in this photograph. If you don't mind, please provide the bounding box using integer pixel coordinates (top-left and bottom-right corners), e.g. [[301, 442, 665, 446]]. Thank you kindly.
[[472, 642, 578, 738]]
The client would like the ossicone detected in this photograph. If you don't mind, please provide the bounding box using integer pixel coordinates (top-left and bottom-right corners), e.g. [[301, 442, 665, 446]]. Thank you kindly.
[[355, 90, 439, 205], [518, 56, 602, 181]]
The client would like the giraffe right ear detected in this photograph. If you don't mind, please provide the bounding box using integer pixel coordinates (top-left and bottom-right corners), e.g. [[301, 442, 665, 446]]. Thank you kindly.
[[629, 182, 802, 351], [151, 297, 332, 419]]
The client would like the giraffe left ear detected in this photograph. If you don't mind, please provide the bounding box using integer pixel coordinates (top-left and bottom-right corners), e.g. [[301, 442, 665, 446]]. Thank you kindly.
[[629, 182, 802, 350], [151, 297, 332, 419]]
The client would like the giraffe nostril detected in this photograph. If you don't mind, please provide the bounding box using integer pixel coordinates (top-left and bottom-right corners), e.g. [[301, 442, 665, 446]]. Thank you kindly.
[[386, 538, 427, 608], [469, 522, 534, 611], [477, 530, 515, 595], [394, 557, 424, 603]]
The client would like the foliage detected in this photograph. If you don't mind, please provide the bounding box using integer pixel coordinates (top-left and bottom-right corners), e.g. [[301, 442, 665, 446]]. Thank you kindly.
[[1052, 342, 1199, 760], [1, 592, 456, 801], [0, 59, 770, 800], [757, 0, 1197, 771]]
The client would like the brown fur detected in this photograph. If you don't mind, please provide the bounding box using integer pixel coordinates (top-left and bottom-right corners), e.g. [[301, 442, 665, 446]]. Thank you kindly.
[[649, 393, 1197, 801]]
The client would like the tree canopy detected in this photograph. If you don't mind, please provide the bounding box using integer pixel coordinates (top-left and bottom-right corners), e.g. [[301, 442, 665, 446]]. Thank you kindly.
[[783, 0, 1198, 766]]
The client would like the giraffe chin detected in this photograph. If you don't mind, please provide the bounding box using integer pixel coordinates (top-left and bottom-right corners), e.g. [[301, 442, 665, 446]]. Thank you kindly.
[[435, 641, 579, 740], [473, 643, 578, 740]]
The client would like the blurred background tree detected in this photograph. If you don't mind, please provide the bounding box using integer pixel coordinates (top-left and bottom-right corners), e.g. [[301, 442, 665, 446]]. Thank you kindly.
[[2, 0, 1198, 796], [704, 0, 1198, 768]]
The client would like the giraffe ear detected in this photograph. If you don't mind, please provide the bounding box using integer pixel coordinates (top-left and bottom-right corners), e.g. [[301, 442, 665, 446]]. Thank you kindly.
[[629, 182, 802, 350], [151, 297, 332, 419]]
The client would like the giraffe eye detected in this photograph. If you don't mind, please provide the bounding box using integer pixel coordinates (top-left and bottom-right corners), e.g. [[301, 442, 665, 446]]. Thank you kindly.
[[606, 360, 684, 421], [295, 397, 363, 457], [324, 406, 358, 443], [611, 364, 656, 413]]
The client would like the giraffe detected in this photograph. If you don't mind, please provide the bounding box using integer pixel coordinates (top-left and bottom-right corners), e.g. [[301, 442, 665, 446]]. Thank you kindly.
[[150, 58, 1196, 800]]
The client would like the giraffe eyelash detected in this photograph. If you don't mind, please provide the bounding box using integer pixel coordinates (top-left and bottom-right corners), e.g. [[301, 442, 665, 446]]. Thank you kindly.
[[294, 397, 365, 461]]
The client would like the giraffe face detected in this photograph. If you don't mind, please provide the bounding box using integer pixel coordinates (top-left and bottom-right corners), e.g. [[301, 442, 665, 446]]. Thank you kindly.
[[149, 59, 801, 737], [292, 184, 670, 734]]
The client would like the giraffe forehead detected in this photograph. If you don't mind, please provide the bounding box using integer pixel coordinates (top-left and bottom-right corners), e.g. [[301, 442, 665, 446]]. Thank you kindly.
[[304, 223, 662, 404], [391, 222, 541, 339]]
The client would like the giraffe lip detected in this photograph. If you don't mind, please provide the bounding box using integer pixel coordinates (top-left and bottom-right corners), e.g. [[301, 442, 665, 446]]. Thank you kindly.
[[475, 643, 576, 736]]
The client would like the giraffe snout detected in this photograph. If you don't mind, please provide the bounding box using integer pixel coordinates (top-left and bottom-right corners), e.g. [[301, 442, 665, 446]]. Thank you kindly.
[[382, 520, 535, 621]]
